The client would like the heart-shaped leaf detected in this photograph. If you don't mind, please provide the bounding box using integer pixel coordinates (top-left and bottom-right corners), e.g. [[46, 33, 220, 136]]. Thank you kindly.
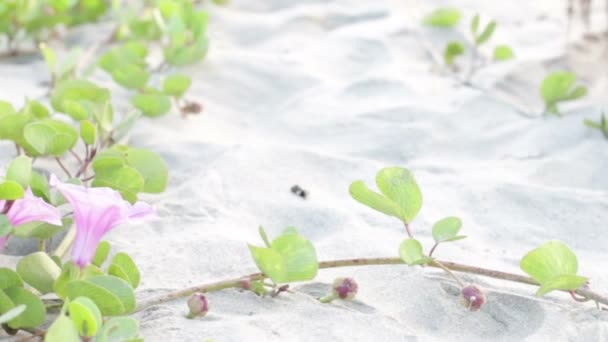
[[432, 217, 465, 243], [68, 296, 103, 337], [375, 167, 422, 223], [399, 239, 432, 265]]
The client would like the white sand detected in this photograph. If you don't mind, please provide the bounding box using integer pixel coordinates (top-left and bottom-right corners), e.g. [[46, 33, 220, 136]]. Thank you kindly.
[[2, 0, 608, 341]]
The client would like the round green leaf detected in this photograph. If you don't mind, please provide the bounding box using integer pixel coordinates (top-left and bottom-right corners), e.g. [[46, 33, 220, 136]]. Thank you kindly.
[[4, 287, 46, 329], [80, 120, 97, 145], [6, 156, 32, 188], [66, 275, 135, 315], [0, 181, 24, 200], [375, 167, 423, 223], [51, 79, 110, 116], [93, 241, 111, 267], [96, 317, 140, 342], [399, 239, 432, 265], [111, 64, 150, 90], [432, 217, 464, 243], [520, 240, 588, 295], [444, 41, 465, 65], [13, 217, 71, 240], [23, 119, 79, 156], [163, 74, 192, 97], [16, 251, 62, 294], [349, 180, 403, 220], [54, 262, 81, 299], [0, 268, 23, 290], [69, 296, 103, 337], [423, 8, 462, 27], [45, 314, 80, 342], [0, 305, 26, 325], [109, 253, 140, 288], [131, 92, 171, 117], [493, 45, 514, 61]]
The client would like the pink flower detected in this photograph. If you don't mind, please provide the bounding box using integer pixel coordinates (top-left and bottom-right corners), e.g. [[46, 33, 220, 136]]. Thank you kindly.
[[50, 175, 155, 267], [0, 189, 62, 251]]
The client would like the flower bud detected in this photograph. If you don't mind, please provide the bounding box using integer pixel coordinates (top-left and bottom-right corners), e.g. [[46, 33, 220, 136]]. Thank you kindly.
[[187, 293, 209, 318], [461, 285, 486, 311], [333, 277, 358, 300]]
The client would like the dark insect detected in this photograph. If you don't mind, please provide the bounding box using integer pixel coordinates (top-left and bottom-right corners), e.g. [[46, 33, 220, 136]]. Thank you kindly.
[[290, 185, 308, 199]]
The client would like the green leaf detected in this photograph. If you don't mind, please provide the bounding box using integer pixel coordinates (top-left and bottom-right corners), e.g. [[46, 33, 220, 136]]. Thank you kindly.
[[96, 317, 141, 342], [423, 8, 462, 27], [520, 240, 588, 296], [55, 262, 81, 299], [248, 229, 318, 283], [109, 253, 140, 288], [51, 79, 111, 117], [432, 217, 464, 243], [4, 287, 46, 329], [16, 252, 62, 294], [45, 314, 81, 342], [92, 165, 145, 203], [40, 43, 57, 71], [444, 41, 465, 65], [0, 268, 23, 290], [163, 74, 192, 97], [471, 14, 480, 35], [476, 21, 496, 45], [375, 167, 423, 223], [21, 100, 50, 119], [0, 305, 26, 325], [541, 71, 587, 114], [93, 241, 111, 267], [536, 274, 589, 296], [399, 239, 432, 265], [0, 215, 12, 238], [349, 180, 404, 220], [493, 45, 514, 61], [66, 275, 136, 315], [68, 296, 103, 337], [6, 156, 32, 187], [30, 171, 51, 202], [111, 64, 150, 90], [80, 120, 97, 145], [13, 217, 70, 240], [23, 119, 79, 156], [131, 92, 172, 117], [0, 181, 24, 200]]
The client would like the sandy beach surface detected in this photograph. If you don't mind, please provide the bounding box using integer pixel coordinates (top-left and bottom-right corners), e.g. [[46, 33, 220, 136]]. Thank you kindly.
[[2, 0, 608, 341]]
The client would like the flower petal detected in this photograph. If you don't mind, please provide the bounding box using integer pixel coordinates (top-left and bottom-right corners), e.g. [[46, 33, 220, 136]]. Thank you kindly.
[[7, 189, 62, 227]]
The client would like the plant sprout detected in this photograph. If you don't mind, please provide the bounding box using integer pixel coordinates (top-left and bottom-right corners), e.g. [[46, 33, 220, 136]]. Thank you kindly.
[[584, 113, 608, 138], [540, 71, 588, 115]]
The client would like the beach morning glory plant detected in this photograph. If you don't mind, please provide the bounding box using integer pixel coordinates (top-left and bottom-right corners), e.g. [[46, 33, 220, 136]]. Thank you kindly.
[[50, 175, 155, 268]]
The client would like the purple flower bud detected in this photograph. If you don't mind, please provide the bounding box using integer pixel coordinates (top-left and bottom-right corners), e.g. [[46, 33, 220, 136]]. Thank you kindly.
[[461, 285, 486, 311], [332, 277, 358, 300], [187, 293, 209, 318]]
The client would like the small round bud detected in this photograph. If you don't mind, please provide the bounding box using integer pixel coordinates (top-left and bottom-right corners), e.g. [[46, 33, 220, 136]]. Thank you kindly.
[[461, 285, 486, 311], [332, 277, 358, 300], [187, 293, 209, 318], [239, 279, 252, 290]]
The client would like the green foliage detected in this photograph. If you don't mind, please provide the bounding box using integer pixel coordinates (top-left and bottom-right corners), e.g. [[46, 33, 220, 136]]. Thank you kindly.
[[66, 275, 136, 316], [0, 305, 26, 325], [163, 74, 192, 97], [6, 156, 32, 188], [444, 41, 465, 66], [92, 145, 169, 201], [541, 71, 588, 115], [0, 180, 24, 200], [493, 45, 514, 61], [248, 227, 318, 283], [13, 217, 71, 240], [50, 79, 111, 119], [470, 15, 496, 46], [520, 240, 588, 296], [350, 167, 422, 224], [2, 287, 46, 329], [30, 171, 52, 202], [131, 91, 172, 117], [16, 252, 61, 294], [93, 241, 112, 267], [46, 314, 81, 342], [68, 297, 103, 337], [423, 8, 462, 27], [96, 317, 141, 342], [108, 253, 141, 289], [432, 217, 465, 243], [584, 113, 608, 138], [160, 4, 210, 66], [399, 239, 432, 265], [80, 119, 97, 145], [23, 119, 79, 156]]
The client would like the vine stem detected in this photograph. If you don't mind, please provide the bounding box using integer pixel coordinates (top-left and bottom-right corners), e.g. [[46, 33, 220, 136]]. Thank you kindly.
[[135, 257, 608, 312]]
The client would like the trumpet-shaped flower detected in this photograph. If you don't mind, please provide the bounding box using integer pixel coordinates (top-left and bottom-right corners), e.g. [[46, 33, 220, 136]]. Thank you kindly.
[[50, 175, 155, 267], [0, 189, 62, 251]]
